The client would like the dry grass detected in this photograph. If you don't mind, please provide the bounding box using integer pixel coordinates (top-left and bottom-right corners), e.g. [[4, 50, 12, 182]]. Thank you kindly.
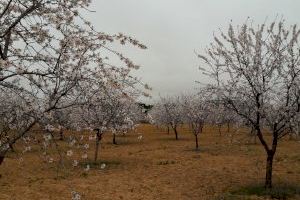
[[0, 124, 299, 200]]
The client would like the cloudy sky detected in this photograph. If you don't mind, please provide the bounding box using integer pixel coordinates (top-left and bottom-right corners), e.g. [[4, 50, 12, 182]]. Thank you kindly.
[[85, 0, 299, 102]]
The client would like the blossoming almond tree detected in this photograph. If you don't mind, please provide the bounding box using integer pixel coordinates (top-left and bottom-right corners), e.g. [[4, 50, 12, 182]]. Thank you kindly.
[[0, 0, 147, 165], [180, 93, 210, 150], [198, 19, 300, 189], [151, 97, 183, 140], [71, 82, 143, 162], [149, 102, 171, 133]]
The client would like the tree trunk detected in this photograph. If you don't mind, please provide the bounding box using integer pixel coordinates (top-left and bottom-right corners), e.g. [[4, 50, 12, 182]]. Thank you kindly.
[[0, 147, 9, 166], [93, 129, 103, 162], [227, 122, 230, 133], [174, 127, 178, 140], [59, 129, 64, 141], [195, 134, 199, 150], [0, 155, 4, 165], [218, 125, 222, 136], [94, 136, 100, 162], [167, 126, 170, 134], [265, 152, 274, 189], [9, 144, 15, 152], [113, 133, 117, 145]]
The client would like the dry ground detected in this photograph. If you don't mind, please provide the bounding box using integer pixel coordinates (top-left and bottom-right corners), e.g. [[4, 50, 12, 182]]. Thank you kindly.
[[0, 124, 300, 200]]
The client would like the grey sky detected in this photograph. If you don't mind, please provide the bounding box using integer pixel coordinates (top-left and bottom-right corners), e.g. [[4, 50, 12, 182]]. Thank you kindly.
[[85, 0, 299, 102]]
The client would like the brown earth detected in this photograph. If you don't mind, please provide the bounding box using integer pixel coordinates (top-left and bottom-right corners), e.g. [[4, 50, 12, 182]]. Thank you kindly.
[[0, 124, 299, 200]]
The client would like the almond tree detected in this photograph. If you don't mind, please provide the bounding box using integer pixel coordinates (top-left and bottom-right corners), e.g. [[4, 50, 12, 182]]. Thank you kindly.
[[152, 97, 183, 140], [109, 95, 142, 145], [69, 78, 143, 162], [71, 90, 111, 162], [215, 106, 236, 135], [198, 19, 300, 188], [149, 103, 171, 134], [0, 0, 146, 165], [180, 94, 210, 150]]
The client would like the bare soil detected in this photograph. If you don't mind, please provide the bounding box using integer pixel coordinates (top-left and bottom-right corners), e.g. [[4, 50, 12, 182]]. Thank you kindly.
[[0, 124, 299, 200]]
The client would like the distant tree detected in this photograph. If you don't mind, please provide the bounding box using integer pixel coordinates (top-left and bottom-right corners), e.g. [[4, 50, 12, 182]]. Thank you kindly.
[[198, 19, 300, 189], [70, 81, 143, 162], [149, 97, 183, 139], [148, 103, 170, 133], [180, 93, 210, 150], [160, 97, 183, 140]]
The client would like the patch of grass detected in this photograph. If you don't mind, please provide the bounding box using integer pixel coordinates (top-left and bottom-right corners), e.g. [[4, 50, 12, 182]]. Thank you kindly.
[[229, 184, 300, 199]]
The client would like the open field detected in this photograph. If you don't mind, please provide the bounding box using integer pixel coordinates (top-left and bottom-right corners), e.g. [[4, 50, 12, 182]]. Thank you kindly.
[[0, 124, 300, 200]]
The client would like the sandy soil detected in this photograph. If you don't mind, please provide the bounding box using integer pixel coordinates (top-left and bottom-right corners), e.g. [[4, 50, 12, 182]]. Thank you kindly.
[[0, 124, 299, 200]]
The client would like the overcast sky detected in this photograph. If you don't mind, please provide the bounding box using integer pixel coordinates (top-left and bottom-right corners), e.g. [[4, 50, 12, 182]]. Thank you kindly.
[[85, 0, 299, 102]]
